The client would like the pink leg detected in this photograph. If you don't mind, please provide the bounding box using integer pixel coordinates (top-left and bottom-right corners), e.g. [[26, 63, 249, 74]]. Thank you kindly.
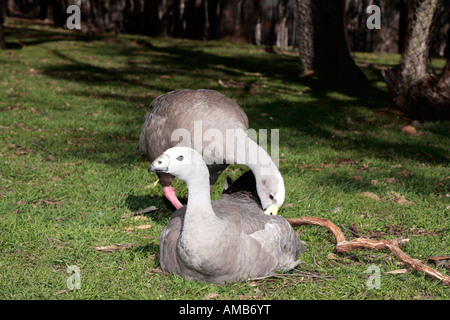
[[210, 186, 213, 194], [163, 186, 183, 209]]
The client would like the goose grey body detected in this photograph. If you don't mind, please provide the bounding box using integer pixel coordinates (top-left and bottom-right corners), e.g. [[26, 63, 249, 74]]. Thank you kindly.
[[152, 147, 306, 284], [139, 89, 285, 214]]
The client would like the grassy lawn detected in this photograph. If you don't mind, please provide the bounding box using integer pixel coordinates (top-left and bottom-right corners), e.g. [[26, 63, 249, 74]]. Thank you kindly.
[[0, 18, 449, 300]]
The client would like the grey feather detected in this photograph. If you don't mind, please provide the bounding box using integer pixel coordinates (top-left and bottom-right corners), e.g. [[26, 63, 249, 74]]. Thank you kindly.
[[139, 89, 285, 211], [139, 89, 247, 189], [158, 163, 307, 284]]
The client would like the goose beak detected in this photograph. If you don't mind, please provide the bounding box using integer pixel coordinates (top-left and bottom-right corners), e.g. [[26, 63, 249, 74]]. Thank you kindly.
[[149, 154, 169, 173], [264, 204, 279, 216]]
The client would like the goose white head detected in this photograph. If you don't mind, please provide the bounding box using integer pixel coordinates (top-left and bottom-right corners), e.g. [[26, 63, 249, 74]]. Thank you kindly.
[[149, 147, 208, 182], [255, 169, 285, 215]]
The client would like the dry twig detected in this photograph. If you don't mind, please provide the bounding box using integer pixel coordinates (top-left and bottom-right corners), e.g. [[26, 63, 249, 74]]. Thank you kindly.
[[94, 243, 133, 252], [121, 205, 158, 219], [287, 216, 450, 286]]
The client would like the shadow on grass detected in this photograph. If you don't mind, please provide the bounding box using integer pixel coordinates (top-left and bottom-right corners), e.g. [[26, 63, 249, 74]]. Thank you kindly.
[[132, 242, 160, 256], [6, 19, 449, 169], [124, 194, 184, 221]]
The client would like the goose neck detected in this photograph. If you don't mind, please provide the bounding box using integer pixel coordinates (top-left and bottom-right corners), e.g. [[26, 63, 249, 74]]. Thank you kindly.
[[185, 174, 214, 215]]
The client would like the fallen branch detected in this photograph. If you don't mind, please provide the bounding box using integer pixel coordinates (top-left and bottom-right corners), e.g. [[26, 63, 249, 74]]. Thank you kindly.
[[287, 216, 450, 286]]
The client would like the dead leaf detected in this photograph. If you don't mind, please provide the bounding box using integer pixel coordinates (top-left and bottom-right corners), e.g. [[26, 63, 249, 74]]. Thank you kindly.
[[15, 147, 30, 155], [132, 216, 148, 221], [125, 224, 152, 231], [402, 125, 417, 135], [396, 197, 414, 205], [383, 177, 400, 184], [353, 176, 364, 183], [144, 179, 160, 189], [204, 293, 219, 300], [384, 269, 408, 274], [361, 192, 382, 201], [401, 170, 408, 178], [54, 289, 73, 295], [43, 198, 65, 207], [327, 253, 338, 260], [62, 161, 83, 166], [150, 267, 169, 276], [135, 224, 152, 229], [387, 191, 415, 205], [334, 159, 358, 166], [94, 243, 133, 252]]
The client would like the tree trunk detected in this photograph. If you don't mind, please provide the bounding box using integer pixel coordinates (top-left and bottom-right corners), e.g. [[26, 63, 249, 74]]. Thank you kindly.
[[398, 0, 410, 54], [239, 0, 260, 43], [183, 0, 206, 39], [296, 0, 367, 83], [89, 0, 106, 33], [400, 0, 437, 89], [52, 0, 66, 27], [296, 0, 313, 71], [207, 0, 219, 39], [218, 0, 260, 43], [158, 0, 183, 38], [143, 0, 160, 36], [383, 0, 450, 121], [0, 0, 6, 49]]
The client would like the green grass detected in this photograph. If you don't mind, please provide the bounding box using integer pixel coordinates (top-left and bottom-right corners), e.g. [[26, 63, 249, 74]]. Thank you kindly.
[[0, 18, 449, 300]]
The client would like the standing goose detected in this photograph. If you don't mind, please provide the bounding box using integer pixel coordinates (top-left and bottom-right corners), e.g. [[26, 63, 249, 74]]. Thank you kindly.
[[150, 147, 306, 283], [139, 89, 284, 215]]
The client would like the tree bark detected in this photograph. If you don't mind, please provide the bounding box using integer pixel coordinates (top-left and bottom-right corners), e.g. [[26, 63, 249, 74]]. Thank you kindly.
[[296, 0, 367, 83], [183, 0, 207, 39], [383, 0, 450, 121], [398, 0, 410, 54], [0, 0, 6, 49], [218, 0, 260, 43], [158, 0, 183, 38], [207, 0, 219, 39], [52, 0, 66, 27], [143, 0, 160, 36]]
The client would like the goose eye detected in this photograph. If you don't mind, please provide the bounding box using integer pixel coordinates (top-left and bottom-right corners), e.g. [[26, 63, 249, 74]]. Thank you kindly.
[[269, 194, 274, 201], [176, 155, 184, 161]]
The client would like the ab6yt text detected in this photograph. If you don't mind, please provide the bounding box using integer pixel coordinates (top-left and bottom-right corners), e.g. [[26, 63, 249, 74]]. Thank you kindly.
[[179, 304, 271, 317]]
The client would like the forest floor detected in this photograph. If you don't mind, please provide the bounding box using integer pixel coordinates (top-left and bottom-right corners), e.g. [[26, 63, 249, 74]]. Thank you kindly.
[[0, 18, 449, 300]]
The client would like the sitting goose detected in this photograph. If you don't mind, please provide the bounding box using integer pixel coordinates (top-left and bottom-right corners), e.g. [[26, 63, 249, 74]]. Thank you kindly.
[[150, 147, 306, 283], [139, 89, 284, 215]]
